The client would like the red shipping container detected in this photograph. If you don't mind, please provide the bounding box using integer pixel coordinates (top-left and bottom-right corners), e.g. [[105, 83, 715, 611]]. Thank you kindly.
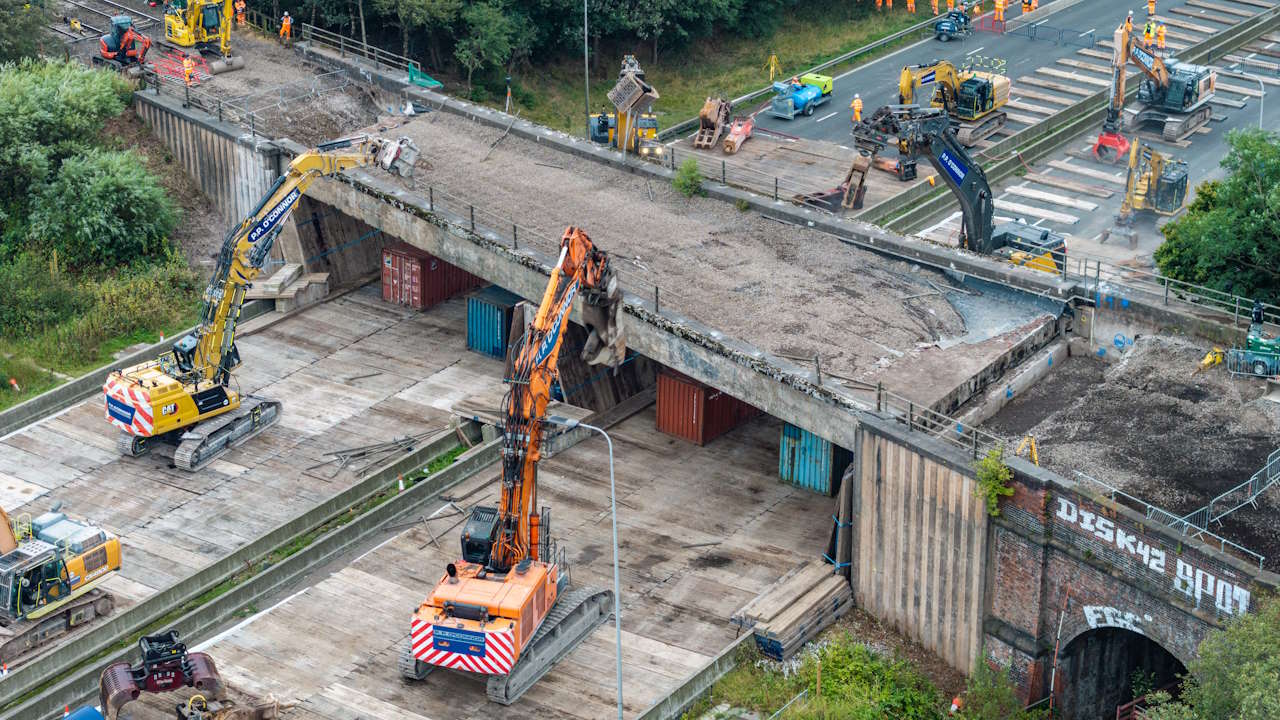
[[656, 371, 758, 446], [381, 242, 483, 310]]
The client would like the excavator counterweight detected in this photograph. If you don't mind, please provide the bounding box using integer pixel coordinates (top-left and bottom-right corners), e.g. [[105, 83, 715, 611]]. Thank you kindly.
[[403, 227, 623, 704]]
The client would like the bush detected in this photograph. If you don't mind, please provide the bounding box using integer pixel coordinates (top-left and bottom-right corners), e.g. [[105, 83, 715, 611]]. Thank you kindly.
[[973, 446, 1014, 517], [0, 0, 55, 64], [673, 157, 704, 197], [0, 252, 90, 337], [959, 656, 1049, 720], [26, 148, 180, 269]]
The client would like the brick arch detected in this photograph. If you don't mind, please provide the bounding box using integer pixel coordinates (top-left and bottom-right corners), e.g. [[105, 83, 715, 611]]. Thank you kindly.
[[1053, 624, 1188, 720]]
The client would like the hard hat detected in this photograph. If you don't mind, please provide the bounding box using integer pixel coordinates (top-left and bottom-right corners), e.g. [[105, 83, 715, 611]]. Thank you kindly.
[[855, 93, 860, 98], [1128, 9, 1133, 14], [283, 11, 289, 15]]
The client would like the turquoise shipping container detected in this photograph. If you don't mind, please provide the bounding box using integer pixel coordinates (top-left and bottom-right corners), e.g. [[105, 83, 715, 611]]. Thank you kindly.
[[466, 286, 524, 359], [778, 423, 852, 496]]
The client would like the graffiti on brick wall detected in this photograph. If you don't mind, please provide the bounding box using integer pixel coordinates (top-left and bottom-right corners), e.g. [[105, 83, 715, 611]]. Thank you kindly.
[[1083, 605, 1152, 634], [1055, 497, 1251, 616]]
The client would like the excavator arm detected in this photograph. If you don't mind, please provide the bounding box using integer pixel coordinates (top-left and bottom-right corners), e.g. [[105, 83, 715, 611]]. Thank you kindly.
[[181, 135, 419, 386], [898, 61, 962, 107], [490, 228, 623, 572]]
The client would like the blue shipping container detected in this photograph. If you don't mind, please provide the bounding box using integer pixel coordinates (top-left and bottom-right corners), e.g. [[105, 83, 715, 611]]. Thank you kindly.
[[778, 423, 852, 496], [467, 286, 524, 359]]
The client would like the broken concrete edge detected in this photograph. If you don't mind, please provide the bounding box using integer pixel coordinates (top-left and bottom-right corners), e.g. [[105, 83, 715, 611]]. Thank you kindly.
[[0, 425, 474, 715], [636, 633, 753, 720], [295, 42, 1083, 309], [0, 303, 271, 441], [132, 87, 286, 160]]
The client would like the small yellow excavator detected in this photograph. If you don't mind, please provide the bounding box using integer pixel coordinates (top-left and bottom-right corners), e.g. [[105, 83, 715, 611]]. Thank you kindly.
[[898, 59, 1010, 146], [104, 135, 419, 471], [0, 504, 122, 667], [1102, 139, 1188, 245], [164, 0, 244, 73], [402, 227, 622, 704]]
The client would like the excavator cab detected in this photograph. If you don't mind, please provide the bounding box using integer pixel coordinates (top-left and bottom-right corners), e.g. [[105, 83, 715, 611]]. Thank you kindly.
[[1151, 159, 1188, 214], [460, 506, 499, 565], [172, 335, 199, 374], [954, 77, 993, 119]]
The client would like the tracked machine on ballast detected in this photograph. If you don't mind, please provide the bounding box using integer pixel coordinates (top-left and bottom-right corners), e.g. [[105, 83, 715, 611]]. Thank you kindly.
[[104, 134, 419, 471], [401, 226, 624, 704]]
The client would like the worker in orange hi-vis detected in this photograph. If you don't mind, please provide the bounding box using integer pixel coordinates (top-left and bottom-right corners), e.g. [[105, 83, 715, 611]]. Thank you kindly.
[[1147, 0, 1156, 15], [972, 0, 982, 16], [1157, 22, 1167, 51], [1022, 0, 1031, 13], [994, 0, 1005, 23], [279, 11, 291, 42], [886, 0, 893, 10], [907, 0, 916, 14], [947, 0, 955, 10], [852, 94, 863, 123], [1031, 0, 1038, 10], [932, 0, 939, 14], [1143, 19, 1154, 46], [234, 0, 245, 26], [1124, 10, 1134, 33], [182, 54, 195, 86], [876, 0, 883, 10]]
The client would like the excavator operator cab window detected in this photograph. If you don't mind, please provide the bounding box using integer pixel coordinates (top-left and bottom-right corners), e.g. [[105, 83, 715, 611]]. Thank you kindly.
[[460, 506, 500, 566], [172, 335, 199, 374], [200, 4, 220, 31]]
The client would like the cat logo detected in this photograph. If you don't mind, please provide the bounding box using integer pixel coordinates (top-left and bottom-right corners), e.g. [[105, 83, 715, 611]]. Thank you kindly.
[[161, 403, 178, 416]]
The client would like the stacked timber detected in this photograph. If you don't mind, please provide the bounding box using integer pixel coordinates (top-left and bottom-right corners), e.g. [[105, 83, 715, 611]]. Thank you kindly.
[[731, 561, 853, 660]]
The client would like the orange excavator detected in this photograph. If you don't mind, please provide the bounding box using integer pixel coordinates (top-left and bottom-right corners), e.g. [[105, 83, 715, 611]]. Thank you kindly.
[[401, 227, 624, 704]]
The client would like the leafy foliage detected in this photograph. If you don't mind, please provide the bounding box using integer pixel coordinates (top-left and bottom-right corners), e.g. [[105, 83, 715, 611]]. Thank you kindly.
[[0, 0, 55, 64], [1154, 129, 1280, 304], [973, 446, 1014, 517], [1146, 593, 1280, 720], [26, 148, 179, 269], [958, 657, 1048, 720], [673, 157, 703, 197]]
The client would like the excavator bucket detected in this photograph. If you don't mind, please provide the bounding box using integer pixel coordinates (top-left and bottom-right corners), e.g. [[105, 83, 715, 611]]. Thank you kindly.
[[209, 55, 246, 74], [99, 661, 140, 720], [579, 273, 625, 367]]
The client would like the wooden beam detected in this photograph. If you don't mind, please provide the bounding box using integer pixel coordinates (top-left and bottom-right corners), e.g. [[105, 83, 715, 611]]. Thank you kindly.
[[1167, 6, 1241, 23], [1035, 67, 1111, 87], [1208, 95, 1249, 108], [1004, 185, 1100, 211], [1185, 0, 1256, 17], [1243, 43, 1280, 60], [1228, 0, 1274, 8], [1056, 58, 1112, 75], [1013, 87, 1077, 105], [1136, 131, 1192, 148], [1216, 81, 1265, 97], [993, 199, 1080, 224], [1006, 99, 1057, 115], [1077, 48, 1117, 61], [1048, 159, 1127, 185], [1023, 172, 1116, 198]]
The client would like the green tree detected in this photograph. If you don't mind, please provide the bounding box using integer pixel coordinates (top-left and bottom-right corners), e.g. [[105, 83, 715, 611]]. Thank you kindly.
[[958, 656, 1048, 720], [1146, 593, 1280, 720], [454, 0, 516, 91], [0, 0, 54, 63], [1154, 129, 1280, 304], [26, 149, 179, 269]]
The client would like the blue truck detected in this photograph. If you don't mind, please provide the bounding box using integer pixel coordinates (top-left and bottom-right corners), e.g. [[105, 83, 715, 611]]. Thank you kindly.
[[769, 73, 834, 120]]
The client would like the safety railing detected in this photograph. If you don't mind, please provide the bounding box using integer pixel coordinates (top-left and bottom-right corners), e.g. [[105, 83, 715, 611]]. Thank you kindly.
[[298, 22, 421, 75], [1226, 348, 1280, 378], [1074, 472, 1264, 569], [978, 15, 1099, 47], [1181, 447, 1280, 530], [874, 383, 1006, 459]]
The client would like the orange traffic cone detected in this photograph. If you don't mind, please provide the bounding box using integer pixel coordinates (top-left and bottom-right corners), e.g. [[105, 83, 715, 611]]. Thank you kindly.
[[8, 378, 19, 393], [64, 706, 71, 718]]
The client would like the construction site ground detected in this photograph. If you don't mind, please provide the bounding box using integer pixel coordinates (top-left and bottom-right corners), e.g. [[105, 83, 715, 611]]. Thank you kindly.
[[0, 288, 504, 659], [104, 409, 833, 720], [983, 336, 1280, 569], [383, 110, 1060, 412]]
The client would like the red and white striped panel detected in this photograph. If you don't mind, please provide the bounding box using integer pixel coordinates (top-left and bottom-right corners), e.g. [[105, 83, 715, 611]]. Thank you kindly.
[[102, 375, 154, 436], [410, 617, 515, 675]]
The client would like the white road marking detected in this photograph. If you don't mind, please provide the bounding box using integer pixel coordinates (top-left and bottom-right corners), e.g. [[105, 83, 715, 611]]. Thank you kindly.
[[816, 110, 840, 122], [967, 45, 987, 56], [1080, 27, 1095, 36]]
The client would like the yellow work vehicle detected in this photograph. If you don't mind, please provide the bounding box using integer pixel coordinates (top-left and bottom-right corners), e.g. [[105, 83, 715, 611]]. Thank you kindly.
[[164, 0, 244, 73], [1102, 139, 1188, 245], [0, 504, 122, 666], [104, 134, 419, 471], [590, 55, 665, 158], [899, 60, 1010, 145]]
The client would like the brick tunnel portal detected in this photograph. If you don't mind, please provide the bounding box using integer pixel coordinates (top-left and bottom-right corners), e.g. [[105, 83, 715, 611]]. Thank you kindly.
[[1057, 627, 1186, 720]]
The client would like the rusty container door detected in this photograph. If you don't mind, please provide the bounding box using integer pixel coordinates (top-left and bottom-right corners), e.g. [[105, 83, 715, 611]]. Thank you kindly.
[[656, 372, 706, 445]]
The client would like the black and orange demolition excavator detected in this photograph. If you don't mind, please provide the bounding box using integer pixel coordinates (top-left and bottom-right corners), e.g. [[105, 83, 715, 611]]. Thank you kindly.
[[401, 227, 624, 704]]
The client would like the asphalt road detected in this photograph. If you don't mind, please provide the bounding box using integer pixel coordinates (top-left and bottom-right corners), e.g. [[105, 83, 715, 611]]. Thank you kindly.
[[754, 0, 1221, 144]]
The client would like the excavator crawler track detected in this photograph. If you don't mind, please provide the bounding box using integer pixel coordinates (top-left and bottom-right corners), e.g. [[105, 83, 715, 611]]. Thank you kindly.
[[954, 111, 1006, 146], [398, 636, 434, 681], [117, 431, 149, 458], [486, 585, 613, 705], [0, 590, 114, 667], [174, 396, 281, 471]]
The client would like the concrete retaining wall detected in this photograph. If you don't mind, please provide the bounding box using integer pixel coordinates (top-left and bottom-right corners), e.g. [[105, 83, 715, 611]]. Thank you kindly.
[[133, 90, 282, 226], [849, 418, 990, 674]]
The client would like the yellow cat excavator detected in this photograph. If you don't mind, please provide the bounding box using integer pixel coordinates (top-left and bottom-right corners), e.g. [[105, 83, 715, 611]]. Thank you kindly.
[[164, 0, 244, 73], [898, 60, 1010, 146], [104, 135, 419, 471], [401, 226, 623, 704]]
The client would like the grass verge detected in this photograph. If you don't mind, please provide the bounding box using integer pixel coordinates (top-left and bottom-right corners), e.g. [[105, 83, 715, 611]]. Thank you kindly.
[[484, 7, 929, 137]]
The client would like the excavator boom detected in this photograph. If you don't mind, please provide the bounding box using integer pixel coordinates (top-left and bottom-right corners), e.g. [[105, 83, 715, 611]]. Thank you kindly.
[[104, 135, 418, 470]]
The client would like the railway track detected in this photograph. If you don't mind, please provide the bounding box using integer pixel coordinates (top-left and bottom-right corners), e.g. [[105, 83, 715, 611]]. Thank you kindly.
[[53, 0, 158, 43]]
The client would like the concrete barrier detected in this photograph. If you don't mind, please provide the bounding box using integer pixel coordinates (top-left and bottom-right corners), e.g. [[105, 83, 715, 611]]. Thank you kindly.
[[0, 424, 480, 716], [0, 303, 270, 441], [636, 633, 753, 720]]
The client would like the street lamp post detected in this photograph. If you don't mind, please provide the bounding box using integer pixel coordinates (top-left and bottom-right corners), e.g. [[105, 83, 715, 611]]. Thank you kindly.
[[583, 0, 591, 141], [546, 415, 622, 719], [1231, 64, 1265, 129]]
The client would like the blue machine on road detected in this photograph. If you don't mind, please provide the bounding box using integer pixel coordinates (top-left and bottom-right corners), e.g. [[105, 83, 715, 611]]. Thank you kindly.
[[934, 9, 973, 41], [769, 74, 834, 120]]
